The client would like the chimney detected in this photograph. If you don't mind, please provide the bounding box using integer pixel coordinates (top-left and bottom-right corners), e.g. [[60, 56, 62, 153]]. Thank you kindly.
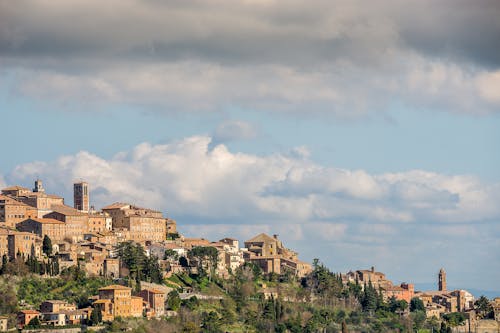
[[371, 266, 375, 273], [273, 234, 278, 240]]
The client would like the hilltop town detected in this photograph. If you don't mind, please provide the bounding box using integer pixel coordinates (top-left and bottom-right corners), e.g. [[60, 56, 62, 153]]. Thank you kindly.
[[0, 180, 499, 332]]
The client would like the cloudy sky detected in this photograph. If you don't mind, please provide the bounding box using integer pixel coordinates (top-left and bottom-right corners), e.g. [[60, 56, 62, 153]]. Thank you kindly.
[[1, 0, 499, 291]]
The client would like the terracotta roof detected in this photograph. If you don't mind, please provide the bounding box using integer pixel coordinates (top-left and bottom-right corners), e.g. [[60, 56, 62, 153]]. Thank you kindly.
[[142, 288, 164, 294], [0, 194, 31, 206], [93, 299, 111, 304], [19, 310, 40, 314], [42, 300, 69, 304], [50, 205, 87, 216], [28, 218, 64, 224], [99, 284, 131, 291], [102, 202, 130, 210], [246, 233, 276, 243], [2, 185, 29, 191]]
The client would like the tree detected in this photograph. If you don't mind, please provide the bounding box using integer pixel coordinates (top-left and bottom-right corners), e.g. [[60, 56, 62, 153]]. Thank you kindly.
[[90, 307, 102, 325], [410, 297, 425, 312], [188, 246, 219, 280], [0, 254, 7, 274], [167, 290, 181, 311], [443, 312, 466, 327], [26, 316, 41, 328], [201, 311, 222, 333], [475, 295, 494, 319], [42, 235, 53, 256]]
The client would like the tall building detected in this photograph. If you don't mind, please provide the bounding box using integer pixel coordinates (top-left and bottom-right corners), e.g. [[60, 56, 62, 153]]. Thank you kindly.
[[438, 268, 447, 291], [73, 182, 89, 212]]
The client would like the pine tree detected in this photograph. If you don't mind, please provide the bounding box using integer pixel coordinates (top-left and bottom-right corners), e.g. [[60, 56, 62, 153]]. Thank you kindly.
[[43, 235, 53, 256]]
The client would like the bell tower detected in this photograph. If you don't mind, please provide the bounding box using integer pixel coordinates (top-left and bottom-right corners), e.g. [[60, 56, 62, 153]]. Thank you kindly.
[[438, 268, 446, 291], [74, 181, 89, 212]]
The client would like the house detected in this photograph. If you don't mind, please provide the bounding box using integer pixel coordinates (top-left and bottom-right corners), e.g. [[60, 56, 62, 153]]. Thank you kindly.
[[139, 288, 165, 318], [244, 233, 311, 277], [40, 300, 76, 313], [41, 312, 66, 326], [93, 284, 144, 321], [17, 310, 40, 328]]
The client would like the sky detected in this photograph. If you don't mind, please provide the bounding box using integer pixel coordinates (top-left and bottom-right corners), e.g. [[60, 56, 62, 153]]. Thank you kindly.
[[0, 0, 499, 292]]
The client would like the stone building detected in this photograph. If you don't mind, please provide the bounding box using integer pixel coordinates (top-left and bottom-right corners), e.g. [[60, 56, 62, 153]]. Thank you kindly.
[[93, 285, 143, 321], [139, 288, 165, 318], [381, 283, 415, 303], [40, 300, 76, 313], [17, 310, 40, 328], [7, 231, 42, 259], [102, 203, 166, 243], [16, 218, 66, 243], [44, 205, 88, 242], [88, 211, 112, 233], [244, 233, 311, 277], [2, 181, 65, 217], [0, 195, 37, 229]]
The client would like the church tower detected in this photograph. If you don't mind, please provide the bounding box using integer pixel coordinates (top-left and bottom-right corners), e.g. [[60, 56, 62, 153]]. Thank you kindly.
[[74, 181, 89, 212], [33, 179, 45, 193], [438, 268, 446, 291]]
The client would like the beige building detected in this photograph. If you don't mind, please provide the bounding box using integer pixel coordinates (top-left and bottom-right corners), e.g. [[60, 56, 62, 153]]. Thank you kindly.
[[40, 300, 76, 313], [8, 231, 42, 259], [244, 233, 311, 278], [0, 195, 37, 229], [139, 288, 165, 318], [94, 284, 144, 321], [102, 203, 166, 243], [2, 181, 65, 217], [0, 227, 10, 258], [17, 218, 66, 243], [44, 205, 88, 242], [88, 211, 112, 233]]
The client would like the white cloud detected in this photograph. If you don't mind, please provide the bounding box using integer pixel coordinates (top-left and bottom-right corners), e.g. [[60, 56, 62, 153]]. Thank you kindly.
[[476, 70, 500, 105], [4, 137, 500, 290], [6, 136, 500, 225]]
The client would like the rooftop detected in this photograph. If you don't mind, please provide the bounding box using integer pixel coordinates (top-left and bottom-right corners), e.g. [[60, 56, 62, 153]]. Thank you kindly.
[[50, 205, 87, 216], [246, 233, 277, 243], [99, 284, 131, 291], [28, 218, 65, 224]]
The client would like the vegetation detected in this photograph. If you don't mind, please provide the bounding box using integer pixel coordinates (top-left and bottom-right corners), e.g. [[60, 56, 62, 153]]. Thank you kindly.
[[42, 235, 53, 256], [0, 255, 493, 333], [117, 241, 162, 284]]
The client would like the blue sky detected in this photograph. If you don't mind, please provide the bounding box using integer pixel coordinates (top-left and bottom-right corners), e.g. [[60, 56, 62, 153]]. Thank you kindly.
[[1, 0, 499, 292]]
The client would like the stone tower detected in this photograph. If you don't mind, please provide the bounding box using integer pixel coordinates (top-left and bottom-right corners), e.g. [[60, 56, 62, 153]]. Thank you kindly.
[[73, 181, 89, 212], [438, 268, 446, 291], [33, 179, 45, 193]]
